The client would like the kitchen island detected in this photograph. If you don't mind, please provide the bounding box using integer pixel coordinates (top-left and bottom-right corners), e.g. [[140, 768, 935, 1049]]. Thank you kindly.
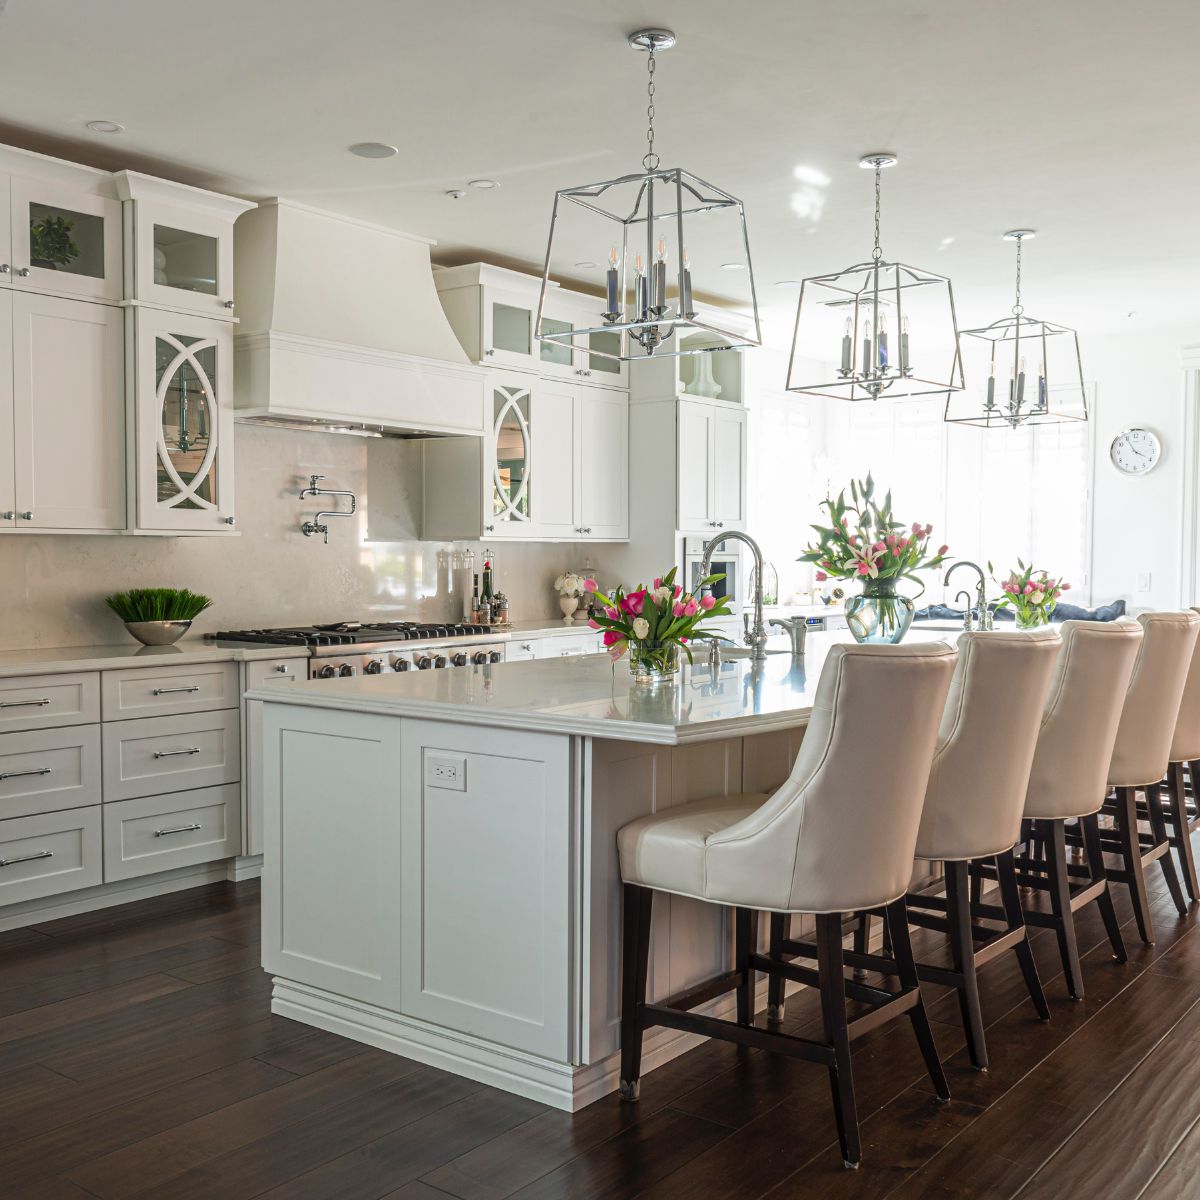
[[249, 631, 948, 1110]]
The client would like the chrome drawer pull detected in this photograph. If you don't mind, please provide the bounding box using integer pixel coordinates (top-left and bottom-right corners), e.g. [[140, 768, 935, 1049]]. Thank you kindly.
[[153, 746, 202, 759], [0, 850, 53, 868], [151, 685, 201, 696], [0, 767, 52, 782], [0, 698, 50, 709], [154, 823, 202, 838]]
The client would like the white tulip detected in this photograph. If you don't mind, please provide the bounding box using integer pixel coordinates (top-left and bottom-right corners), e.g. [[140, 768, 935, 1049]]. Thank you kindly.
[[632, 617, 650, 640]]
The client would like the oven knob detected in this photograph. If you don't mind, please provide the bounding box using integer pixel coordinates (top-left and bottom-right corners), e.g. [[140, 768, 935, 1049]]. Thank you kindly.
[[434, 655, 448, 668], [452, 652, 468, 667], [417, 656, 433, 669], [488, 651, 502, 664], [391, 658, 411, 672], [338, 664, 355, 677], [364, 659, 384, 675], [317, 664, 337, 680], [472, 650, 489, 665]]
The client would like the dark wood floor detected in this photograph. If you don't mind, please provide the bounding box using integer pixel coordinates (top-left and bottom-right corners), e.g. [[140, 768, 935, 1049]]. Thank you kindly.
[[3, 858, 1200, 1200]]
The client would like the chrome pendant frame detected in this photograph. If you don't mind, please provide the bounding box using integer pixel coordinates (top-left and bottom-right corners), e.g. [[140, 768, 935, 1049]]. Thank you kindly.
[[536, 165, 761, 362]]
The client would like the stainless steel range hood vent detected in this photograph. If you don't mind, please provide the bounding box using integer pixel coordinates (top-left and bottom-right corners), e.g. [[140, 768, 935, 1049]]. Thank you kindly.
[[233, 200, 485, 438]]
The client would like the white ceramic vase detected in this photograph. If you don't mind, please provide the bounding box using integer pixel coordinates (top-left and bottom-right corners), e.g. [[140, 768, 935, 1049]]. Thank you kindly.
[[559, 594, 580, 622], [685, 354, 722, 399]]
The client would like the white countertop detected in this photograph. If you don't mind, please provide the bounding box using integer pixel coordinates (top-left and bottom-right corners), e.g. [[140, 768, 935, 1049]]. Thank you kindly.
[[247, 629, 953, 745], [0, 639, 308, 677]]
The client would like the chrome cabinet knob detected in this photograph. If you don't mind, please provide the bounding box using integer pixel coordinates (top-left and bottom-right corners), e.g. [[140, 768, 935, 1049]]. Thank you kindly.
[[582, 526, 592, 534], [0, 512, 12, 520], [19, 512, 32, 521], [484, 348, 495, 357], [223, 516, 236, 526], [485, 523, 494, 533], [0, 264, 9, 274], [274, 664, 290, 674], [223, 300, 235, 310], [15, 267, 30, 278]]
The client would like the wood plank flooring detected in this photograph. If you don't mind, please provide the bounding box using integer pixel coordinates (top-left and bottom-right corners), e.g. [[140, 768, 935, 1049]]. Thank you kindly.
[[2, 857, 1200, 1198]]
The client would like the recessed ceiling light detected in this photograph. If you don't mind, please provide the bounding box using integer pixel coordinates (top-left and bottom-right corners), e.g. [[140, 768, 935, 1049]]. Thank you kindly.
[[349, 142, 397, 159], [445, 189, 467, 200], [720, 262, 746, 271], [86, 120, 124, 134], [467, 178, 500, 190], [574, 261, 600, 269]]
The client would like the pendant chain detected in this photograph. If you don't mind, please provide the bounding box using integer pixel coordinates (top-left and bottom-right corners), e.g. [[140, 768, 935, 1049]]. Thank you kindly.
[[872, 162, 883, 262], [1012, 237, 1024, 317], [643, 50, 660, 171]]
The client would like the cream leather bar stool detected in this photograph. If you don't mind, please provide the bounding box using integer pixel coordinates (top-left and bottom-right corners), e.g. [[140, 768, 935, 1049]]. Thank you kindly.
[[1162, 608, 1200, 899], [1089, 611, 1200, 944], [617, 641, 958, 1170], [898, 629, 1061, 1072]]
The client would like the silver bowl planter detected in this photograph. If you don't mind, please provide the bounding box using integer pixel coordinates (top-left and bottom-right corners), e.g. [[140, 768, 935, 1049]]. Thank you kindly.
[[125, 620, 192, 646]]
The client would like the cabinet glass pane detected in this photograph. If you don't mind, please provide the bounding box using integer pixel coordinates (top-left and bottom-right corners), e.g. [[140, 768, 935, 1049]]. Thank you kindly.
[[154, 225, 219, 295], [493, 388, 531, 522], [28, 203, 105, 279], [539, 317, 573, 366], [156, 333, 218, 511], [492, 302, 531, 355], [589, 330, 621, 375]]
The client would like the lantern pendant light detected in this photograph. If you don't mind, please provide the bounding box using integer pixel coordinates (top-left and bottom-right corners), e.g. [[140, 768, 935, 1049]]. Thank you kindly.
[[786, 154, 965, 402], [945, 230, 1087, 429], [535, 28, 761, 363]]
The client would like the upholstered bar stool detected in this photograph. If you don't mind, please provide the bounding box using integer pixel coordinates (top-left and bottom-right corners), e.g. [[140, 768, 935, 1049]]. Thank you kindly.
[[896, 628, 1061, 1071], [617, 641, 958, 1170], [1088, 611, 1199, 944], [1011, 619, 1143, 999], [1162, 608, 1200, 899]]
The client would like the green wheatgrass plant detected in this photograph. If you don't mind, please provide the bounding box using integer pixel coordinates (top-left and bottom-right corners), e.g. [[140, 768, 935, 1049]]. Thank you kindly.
[[105, 588, 213, 623]]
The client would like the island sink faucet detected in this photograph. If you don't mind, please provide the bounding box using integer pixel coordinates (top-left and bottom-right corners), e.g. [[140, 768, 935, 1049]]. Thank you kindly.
[[299, 474, 357, 544], [699, 530, 770, 661], [945, 560, 993, 630]]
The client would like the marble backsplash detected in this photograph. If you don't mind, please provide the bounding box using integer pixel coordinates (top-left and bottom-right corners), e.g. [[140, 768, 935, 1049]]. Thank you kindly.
[[0, 423, 596, 651]]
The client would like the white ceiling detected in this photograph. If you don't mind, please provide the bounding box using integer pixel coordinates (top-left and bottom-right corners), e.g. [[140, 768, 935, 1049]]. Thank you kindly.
[[0, 0, 1196, 336]]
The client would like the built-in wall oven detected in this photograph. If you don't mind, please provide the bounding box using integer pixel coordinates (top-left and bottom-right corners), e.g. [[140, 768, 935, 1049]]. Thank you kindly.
[[683, 536, 741, 612]]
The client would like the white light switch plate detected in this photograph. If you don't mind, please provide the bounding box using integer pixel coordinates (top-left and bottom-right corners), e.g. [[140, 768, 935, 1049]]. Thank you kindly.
[[425, 752, 467, 791], [1136, 572, 1152, 593]]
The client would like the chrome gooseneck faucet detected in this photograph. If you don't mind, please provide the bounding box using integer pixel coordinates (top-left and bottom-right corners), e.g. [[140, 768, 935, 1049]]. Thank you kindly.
[[700, 530, 769, 661], [945, 560, 993, 630], [299, 474, 357, 544]]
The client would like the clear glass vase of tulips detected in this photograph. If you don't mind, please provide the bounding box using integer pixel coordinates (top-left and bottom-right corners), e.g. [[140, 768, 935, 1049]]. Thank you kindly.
[[991, 561, 1070, 629], [586, 566, 732, 681]]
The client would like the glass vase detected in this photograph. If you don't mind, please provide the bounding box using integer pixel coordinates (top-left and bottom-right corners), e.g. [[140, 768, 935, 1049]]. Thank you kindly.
[[1015, 607, 1050, 630], [846, 579, 914, 645], [629, 640, 681, 683]]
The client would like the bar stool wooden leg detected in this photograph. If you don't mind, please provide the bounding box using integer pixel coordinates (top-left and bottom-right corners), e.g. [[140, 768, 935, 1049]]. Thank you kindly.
[[767, 912, 787, 1024], [1166, 762, 1200, 901], [1046, 819, 1085, 997], [815, 912, 861, 1169], [996, 848, 1050, 1021], [735, 907, 759, 1027], [620, 883, 653, 1100], [1147, 782, 1189, 916], [884, 899, 950, 1102], [945, 860, 988, 1070], [1115, 786, 1156, 944], [1082, 811, 1127, 964]]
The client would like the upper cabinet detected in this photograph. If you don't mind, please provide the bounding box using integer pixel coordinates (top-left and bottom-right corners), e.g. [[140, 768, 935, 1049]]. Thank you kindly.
[[435, 263, 629, 389], [676, 398, 746, 534], [630, 326, 748, 407], [115, 173, 253, 319]]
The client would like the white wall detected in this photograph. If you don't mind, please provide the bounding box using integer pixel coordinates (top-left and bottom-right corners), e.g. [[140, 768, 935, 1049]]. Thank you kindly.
[[0, 424, 583, 651]]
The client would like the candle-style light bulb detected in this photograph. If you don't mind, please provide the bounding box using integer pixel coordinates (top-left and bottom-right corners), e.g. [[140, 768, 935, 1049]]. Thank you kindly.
[[1016, 355, 1027, 407], [653, 238, 667, 310], [840, 316, 852, 374], [680, 248, 694, 318], [605, 245, 620, 318], [877, 314, 889, 369], [861, 316, 873, 377], [900, 314, 911, 374], [1037, 359, 1047, 409], [986, 359, 996, 409], [656, 236, 667, 262], [634, 254, 648, 319]]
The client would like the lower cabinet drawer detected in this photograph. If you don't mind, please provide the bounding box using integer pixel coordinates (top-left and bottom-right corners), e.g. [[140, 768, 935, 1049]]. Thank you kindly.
[[0, 806, 103, 906], [103, 785, 242, 882], [0, 725, 102, 820], [102, 710, 240, 802]]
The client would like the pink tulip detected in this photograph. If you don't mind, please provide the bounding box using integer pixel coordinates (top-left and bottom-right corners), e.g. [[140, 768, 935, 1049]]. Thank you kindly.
[[621, 590, 646, 616], [856, 562, 870, 576], [892, 546, 901, 557], [1024, 584, 1034, 596], [602, 630, 623, 647], [886, 534, 896, 548], [849, 535, 859, 547], [898, 537, 909, 549], [652, 577, 662, 589], [938, 544, 949, 556], [872, 541, 886, 554], [684, 598, 700, 617], [1062, 582, 1071, 591], [588, 618, 600, 629], [583, 578, 598, 593], [673, 601, 685, 618], [680, 637, 688, 645], [815, 570, 828, 582], [673, 584, 683, 598], [700, 593, 716, 609], [605, 605, 620, 620], [925, 524, 934, 538]]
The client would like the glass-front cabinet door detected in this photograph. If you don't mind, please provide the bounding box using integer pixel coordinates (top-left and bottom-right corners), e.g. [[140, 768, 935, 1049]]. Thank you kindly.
[[134, 205, 236, 318], [486, 375, 534, 535], [9, 177, 122, 302], [135, 308, 234, 533]]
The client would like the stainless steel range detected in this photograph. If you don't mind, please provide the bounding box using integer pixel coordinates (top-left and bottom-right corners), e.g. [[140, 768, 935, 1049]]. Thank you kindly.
[[207, 622, 506, 679]]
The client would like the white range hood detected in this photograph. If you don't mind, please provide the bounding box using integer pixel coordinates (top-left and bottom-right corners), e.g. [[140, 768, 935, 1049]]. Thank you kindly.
[[233, 200, 485, 437]]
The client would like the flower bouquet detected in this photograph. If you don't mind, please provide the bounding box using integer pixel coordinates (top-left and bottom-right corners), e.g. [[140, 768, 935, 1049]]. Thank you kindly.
[[554, 571, 589, 622], [799, 474, 949, 644], [586, 566, 732, 681], [991, 561, 1069, 629]]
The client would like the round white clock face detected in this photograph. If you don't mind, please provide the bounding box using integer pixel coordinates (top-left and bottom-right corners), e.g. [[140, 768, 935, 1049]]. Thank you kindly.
[[1110, 427, 1161, 475]]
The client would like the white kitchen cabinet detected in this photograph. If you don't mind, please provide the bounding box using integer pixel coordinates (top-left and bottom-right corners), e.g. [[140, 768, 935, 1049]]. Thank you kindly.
[[114, 172, 253, 319], [422, 372, 628, 542], [677, 398, 746, 534], [0, 292, 125, 532], [130, 306, 235, 533], [8, 175, 122, 304]]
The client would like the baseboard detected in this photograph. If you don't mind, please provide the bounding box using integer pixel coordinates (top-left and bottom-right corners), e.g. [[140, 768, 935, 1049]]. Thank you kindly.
[[227, 854, 263, 883], [0, 860, 241, 932]]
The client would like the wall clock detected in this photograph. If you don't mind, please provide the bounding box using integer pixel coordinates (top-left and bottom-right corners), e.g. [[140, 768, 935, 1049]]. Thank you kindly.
[[1110, 427, 1161, 475]]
